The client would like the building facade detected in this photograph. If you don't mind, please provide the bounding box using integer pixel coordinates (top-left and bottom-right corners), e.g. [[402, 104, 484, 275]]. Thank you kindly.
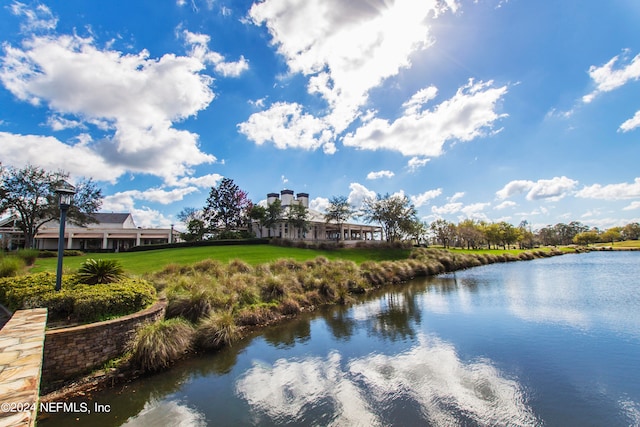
[[255, 190, 382, 243], [33, 213, 178, 251]]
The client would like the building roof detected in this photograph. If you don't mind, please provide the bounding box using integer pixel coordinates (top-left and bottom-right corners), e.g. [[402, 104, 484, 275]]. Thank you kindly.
[[90, 213, 133, 225]]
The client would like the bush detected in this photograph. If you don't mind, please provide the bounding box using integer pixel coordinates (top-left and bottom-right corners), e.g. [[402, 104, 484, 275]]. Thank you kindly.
[[77, 259, 125, 285], [16, 249, 39, 266], [0, 257, 24, 278], [195, 311, 239, 350], [130, 318, 194, 372], [0, 273, 156, 322]]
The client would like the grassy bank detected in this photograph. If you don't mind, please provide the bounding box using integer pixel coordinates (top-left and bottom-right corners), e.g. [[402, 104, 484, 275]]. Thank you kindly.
[[31, 245, 412, 275]]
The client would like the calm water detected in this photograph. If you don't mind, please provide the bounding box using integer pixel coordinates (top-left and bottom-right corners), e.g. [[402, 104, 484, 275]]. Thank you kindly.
[[40, 252, 640, 426]]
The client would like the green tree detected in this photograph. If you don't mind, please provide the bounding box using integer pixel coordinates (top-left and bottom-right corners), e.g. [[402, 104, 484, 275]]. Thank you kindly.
[[285, 203, 309, 239], [363, 193, 418, 242], [264, 199, 283, 238], [0, 164, 102, 248], [600, 227, 622, 245], [622, 222, 640, 240], [248, 204, 267, 238], [573, 231, 599, 246], [457, 219, 483, 249], [324, 196, 354, 241], [203, 178, 252, 238], [177, 207, 207, 242], [430, 218, 456, 248]]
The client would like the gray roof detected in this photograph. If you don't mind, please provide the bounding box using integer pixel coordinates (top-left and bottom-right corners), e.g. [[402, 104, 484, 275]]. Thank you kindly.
[[91, 213, 132, 225]]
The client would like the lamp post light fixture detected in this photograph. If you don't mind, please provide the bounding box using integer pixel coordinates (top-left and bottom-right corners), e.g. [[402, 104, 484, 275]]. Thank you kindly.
[[55, 181, 76, 292]]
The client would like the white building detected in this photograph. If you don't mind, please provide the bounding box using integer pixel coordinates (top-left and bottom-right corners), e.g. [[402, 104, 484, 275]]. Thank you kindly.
[[255, 190, 382, 243], [34, 213, 178, 251]]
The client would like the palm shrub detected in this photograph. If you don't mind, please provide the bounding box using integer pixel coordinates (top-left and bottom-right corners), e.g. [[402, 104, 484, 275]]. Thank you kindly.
[[77, 259, 125, 285], [130, 318, 194, 372]]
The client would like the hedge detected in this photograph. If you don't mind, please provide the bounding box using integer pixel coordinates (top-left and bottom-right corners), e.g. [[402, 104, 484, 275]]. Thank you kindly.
[[0, 272, 156, 323]]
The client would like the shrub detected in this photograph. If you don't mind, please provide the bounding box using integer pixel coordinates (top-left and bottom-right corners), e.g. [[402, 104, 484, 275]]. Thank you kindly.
[[130, 318, 194, 372], [195, 311, 239, 350], [16, 249, 39, 266], [0, 257, 24, 278], [77, 259, 125, 285], [0, 273, 155, 322]]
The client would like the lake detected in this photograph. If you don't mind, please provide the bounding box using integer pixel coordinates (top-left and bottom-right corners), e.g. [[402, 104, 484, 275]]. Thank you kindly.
[[39, 251, 640, 426]]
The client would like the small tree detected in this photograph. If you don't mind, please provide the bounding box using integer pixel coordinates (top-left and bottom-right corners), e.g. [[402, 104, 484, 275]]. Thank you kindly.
[[203, 178, 252, 238], [0, 164, 102, 248], [177, 207, 207, 242], [362, 193, 417, 242], [264, 199, 283, 238], [286, 203, 309, 239], [430, 219, 456, 248], [324, 196, 353, 242]]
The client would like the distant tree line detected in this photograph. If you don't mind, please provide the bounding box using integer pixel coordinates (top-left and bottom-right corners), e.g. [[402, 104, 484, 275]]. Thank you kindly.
[[172, 177, 640, 248]]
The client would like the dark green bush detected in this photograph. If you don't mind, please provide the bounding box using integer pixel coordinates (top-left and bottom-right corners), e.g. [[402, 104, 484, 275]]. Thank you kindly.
[[77, 259, 125, 285], [0, 273, 156, 322], [38, 250, 85, 258]]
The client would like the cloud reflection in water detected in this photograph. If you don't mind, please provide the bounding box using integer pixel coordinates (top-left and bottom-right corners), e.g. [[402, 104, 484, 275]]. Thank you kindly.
[[235, 334, 539, 426]]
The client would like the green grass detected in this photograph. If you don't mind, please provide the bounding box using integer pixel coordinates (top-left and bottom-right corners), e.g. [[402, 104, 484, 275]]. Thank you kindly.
[[31, 245, 411, 276], [593, 240, 640, 248]]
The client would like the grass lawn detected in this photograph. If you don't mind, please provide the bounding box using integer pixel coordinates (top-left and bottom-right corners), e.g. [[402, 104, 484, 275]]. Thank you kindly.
[[593, 240, 640, 249], [31, 244, 412, 276]]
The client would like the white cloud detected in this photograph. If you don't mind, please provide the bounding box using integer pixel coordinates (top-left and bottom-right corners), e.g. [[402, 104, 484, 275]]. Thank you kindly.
[[0, 16, 228, 184], [525, 176, 577, 201], [576, 178, 640, 200], [249, 0, 449, 134], [9, 1, 58, 33], [431, 202, 463, 215], [347, 182, 376, 210], [173, 173, 223, 189], [100, 193, 178, 228], [366, 170, 395, 180], [182, 29, 249, 77], [623, 201, 640, 211], [496, 176, 578, 201], [238, 102, 331, 151], [103, 187, 197, 207], [407, 157, 430, 172], [411, 188, 442, 207], [460, 202, 490, 217], [619, 110, 640, 132], [309, 197, 329, 213], [0, 132, 124, 182], [449, 192, 465, 202], [243, 0, 462, 151], [343, 80, 508, 157], [583, 50, 640, 103], [495, 200, 517, 210]]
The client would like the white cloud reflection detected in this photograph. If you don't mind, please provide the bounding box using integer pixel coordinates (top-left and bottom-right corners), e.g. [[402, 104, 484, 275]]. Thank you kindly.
[[235, 335, 538, 426], [121, 399, 206, 427]]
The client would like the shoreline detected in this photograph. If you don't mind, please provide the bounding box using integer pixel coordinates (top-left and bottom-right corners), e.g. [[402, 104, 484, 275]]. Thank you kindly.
[[41, 245, 629, 402]]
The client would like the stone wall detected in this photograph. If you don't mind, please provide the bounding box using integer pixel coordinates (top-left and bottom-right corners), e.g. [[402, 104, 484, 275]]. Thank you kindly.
[[42, 300, 166, 387]]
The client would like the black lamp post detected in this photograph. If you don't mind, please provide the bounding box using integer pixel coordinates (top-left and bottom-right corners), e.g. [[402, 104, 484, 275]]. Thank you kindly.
[[55, 181, 76, 292]]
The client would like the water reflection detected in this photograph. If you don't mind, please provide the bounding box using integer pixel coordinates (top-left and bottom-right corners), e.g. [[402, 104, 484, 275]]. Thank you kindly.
[[235, 334, 538, 426], [121, 399, 206, 427]]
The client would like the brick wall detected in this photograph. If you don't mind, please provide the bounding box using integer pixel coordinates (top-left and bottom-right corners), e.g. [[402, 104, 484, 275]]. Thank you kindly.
[[42, 300, 166, 385]]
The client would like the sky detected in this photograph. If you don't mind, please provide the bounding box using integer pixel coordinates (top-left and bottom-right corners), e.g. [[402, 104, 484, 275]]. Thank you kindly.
[[1, 0, 640, 231]]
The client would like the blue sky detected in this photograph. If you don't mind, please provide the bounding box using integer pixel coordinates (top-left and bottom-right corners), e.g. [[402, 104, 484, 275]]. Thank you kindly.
[[1, 0, 640, 231]]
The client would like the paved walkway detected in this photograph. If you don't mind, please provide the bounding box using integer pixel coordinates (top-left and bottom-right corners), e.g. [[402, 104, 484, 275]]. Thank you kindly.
[[0, 308, 48, 427]]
